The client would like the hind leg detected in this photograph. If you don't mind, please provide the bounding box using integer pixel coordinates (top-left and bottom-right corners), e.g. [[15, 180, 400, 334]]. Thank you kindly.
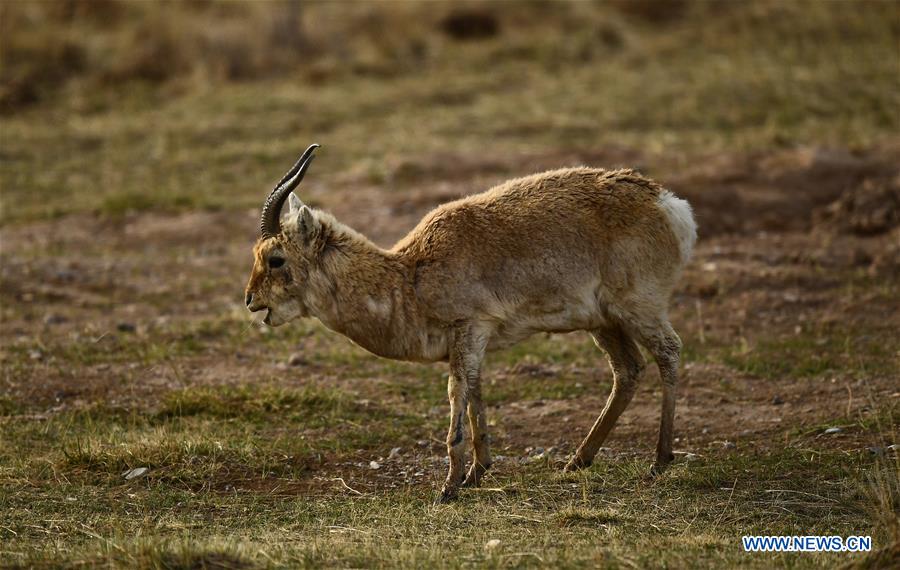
[[564, 325, 646, 471], [629, 318, 682, 475]]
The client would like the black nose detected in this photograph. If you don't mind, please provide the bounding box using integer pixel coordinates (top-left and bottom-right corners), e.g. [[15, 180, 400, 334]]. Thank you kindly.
[[245, 292, 253, 307]]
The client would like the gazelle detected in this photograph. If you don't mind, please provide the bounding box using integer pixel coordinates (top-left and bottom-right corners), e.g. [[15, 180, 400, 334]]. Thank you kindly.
[[245, 144, 697, 502]]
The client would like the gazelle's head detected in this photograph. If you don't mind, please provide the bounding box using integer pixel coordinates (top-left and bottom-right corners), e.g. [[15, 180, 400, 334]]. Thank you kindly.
[[245, 144, 325, 326]]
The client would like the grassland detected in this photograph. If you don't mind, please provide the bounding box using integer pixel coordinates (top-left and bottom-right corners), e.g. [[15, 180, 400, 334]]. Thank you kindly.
[[1, 1, 899, 568]]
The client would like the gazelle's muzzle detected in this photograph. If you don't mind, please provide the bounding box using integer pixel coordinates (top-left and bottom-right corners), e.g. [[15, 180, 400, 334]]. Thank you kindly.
[[245, 289, 268, 316]]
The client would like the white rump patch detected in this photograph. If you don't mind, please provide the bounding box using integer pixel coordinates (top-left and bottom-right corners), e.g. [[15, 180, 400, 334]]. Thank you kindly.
[[657, 190, 697, 264]]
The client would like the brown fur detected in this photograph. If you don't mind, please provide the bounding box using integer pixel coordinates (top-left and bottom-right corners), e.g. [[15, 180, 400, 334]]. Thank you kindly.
[[245, 166, 697, 502]]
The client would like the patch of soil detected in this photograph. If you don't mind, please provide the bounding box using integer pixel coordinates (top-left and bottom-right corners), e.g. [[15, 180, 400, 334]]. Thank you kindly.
[[670, 146, 900, 238], [814, 175, 900, 236]]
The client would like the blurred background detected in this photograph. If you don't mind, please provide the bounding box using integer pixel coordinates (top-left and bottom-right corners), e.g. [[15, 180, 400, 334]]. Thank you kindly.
[[1, 0, 897, 225]]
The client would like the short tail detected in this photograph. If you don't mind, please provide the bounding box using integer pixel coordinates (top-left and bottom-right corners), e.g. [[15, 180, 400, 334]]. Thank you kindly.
[[657, 190, 697, 265]]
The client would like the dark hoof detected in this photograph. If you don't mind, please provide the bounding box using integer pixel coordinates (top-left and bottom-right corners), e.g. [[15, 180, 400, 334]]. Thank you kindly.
[[649, 453, 675, 477], [434, 488, 459, 504], [563, 456, 591, 472]]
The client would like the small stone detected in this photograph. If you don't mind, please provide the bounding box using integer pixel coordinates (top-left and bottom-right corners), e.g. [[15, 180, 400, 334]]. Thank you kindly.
[[416, 439, 429, 448], [388, 447, 402, 460], [527, 447, 547, 462], [287, 352, 306, 366], [772, 395, 784, 405], [116, 322, 136, 333], [723, 441, 737, 450], [485, 539, 501, 550], [28, 350, 43, 361], [684, 453, 699, 462], [123, 467, 149, 480], [823, 427, 843, 435], [369, 461, 381, 470], [866, 447, 884, 456]]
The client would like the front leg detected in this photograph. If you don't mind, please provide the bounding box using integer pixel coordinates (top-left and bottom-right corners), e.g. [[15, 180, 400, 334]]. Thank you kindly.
[[461, 375, 491, 488], [437, 374, 468, 503], [436, 323, 488, 503]]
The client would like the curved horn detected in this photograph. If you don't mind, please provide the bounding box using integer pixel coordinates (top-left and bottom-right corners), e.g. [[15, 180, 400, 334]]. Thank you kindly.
[[260, 143, 319, 239]]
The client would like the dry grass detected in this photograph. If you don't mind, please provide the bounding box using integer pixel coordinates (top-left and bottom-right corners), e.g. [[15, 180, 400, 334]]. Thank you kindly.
[[2, 385, 897, 568]]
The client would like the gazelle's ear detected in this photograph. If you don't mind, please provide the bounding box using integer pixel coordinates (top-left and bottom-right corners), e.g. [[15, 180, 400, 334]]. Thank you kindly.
[[288, 192, 303, 214], [296, 205, 320, 242]]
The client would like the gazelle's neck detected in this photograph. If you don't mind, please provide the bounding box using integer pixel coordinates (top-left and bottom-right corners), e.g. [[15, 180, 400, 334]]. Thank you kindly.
[[304, 218, 436, 361]]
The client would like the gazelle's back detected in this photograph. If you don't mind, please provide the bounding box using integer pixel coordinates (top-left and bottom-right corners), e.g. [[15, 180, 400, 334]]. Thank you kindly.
[[394, 168, 670, 257], [394, 167, 691, 329]]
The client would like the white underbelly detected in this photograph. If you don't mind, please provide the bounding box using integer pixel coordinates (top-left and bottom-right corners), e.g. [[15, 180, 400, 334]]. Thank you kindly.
[[486, 302, 607, 351], [415, 327, 450, 362]]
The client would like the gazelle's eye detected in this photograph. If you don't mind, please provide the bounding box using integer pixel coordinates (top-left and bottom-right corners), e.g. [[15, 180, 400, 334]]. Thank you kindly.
[[268, 256, 285, 269]]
